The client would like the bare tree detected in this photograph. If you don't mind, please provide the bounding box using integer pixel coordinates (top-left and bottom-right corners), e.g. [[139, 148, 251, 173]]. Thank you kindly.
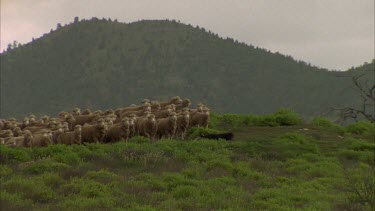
[[332, 72, 375, 123]]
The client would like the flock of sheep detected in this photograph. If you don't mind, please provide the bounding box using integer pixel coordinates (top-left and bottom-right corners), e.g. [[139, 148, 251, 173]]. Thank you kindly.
[[0, 97, 210, 147]]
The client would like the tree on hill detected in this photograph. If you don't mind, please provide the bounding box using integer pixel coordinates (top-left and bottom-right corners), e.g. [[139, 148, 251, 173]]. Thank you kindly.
[[333, 64, 375, 123]]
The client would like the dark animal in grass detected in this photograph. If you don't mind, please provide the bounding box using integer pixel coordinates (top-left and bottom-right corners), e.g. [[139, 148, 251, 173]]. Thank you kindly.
[[200, 132, 234, 141]]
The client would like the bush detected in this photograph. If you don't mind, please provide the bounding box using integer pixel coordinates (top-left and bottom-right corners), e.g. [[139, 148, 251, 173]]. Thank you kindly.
[[0, 145, 32, 163], [343, 163, 375, 210], [346, 121, 375, 135], [2, 176, 56, 203], [21, 159, 70, 174], [311, 117, 345, 135], [210, 109, 302, 128], [0, 190, 33, 210]]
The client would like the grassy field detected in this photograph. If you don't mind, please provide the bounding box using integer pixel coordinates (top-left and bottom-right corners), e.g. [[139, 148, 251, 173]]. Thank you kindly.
[[0, 112, 374, 210]]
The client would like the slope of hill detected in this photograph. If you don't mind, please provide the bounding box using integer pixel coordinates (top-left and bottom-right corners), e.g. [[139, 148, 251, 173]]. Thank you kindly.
[[1, 116, 374, 210], [1, 18, 373, 118]]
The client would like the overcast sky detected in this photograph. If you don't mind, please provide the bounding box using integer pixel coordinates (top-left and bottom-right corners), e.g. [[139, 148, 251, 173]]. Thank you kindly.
[[1, 0, 374, 70]]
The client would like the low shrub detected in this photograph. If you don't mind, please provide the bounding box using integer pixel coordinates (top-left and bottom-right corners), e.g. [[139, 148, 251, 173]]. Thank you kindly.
[[210, 109, 302, 128], [0, 145, 32, 163], [21, 159, 70, 174], [311, 117, 345, 135], [2, 176, 56, 203], [346, 121, 375, 135]]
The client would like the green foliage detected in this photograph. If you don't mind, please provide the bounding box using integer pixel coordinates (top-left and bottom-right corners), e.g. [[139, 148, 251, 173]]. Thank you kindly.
[[343, 163, 375, 210], [0, 165, 13, 177], [0, 121, 374, 210], [2, 176, 56, 203], [346, 121, 375, 135], [2, 19, 373, 119], [311, 117, 345, 134], [210, 109, 302, 128], [21, 159, 70, 174], [339, 138, 375, 165]]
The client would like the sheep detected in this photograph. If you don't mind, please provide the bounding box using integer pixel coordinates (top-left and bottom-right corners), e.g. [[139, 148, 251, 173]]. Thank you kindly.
[[4, 130, 33, 147], [156, 112, 177, 140], [2, 121, 16, 130], [57, 125, 82, 145], [17, 117, 29, 129], [62, 123, 70, 132], [51, 128, 64, 144], [128, 114, 137, 138], [137, 113, 157, 141], [105, 109, 115, 115], [58, 111, 69, 121], [71, 114, 100, 127], [120, 106, 151, 118], [189, 107, 210, 128], [175, 111, 190, 140], [40, 115, 50, 124], [82, 109, 93, 115], [31, 129, 52, 147], [104, 118, 130, 143], [63, 114, 76, 131], [141, 99, 150, 104], [47, 120, 61, 130], [12, 127, 23, 137], [8, 117, 17, 123], [159, 96, 183, 108], [93, 110, 105, 116], [23, 125, 49, 133], [115, 102, 151, 117], [175, 99, 191, 111], [0, 129, 14, 138], [150, 101, 161, 110], [81, 122, 108, 144], [152, 108, 173, 119], [189, 103, 204, 114], [29, 115, 37, 125], [72, 108, 81, 116], [16, 130, 33, 147]]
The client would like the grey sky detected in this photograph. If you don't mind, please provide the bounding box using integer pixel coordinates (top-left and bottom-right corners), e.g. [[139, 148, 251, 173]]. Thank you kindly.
[[1, 0, 374, 70]]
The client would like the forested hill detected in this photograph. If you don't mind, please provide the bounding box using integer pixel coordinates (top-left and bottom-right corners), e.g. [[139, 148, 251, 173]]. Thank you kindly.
[[1, 18, 373, 118]]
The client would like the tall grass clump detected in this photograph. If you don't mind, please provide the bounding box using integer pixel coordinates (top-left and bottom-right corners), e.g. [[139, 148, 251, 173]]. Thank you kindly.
[[345, 121, 375, 135], [210, 109, 302, 128], [311, 117, 345, 135]]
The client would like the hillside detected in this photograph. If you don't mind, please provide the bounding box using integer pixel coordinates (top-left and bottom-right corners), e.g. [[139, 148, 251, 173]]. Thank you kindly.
[[1, 18, 374, 118], [1, 114, 374, 210]]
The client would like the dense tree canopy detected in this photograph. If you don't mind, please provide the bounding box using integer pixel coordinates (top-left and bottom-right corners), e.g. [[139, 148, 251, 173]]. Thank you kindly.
[[1, 18, 373, 119]]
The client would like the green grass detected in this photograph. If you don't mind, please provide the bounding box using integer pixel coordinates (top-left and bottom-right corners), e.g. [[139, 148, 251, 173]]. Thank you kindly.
[[0, 116, 374, 210]]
